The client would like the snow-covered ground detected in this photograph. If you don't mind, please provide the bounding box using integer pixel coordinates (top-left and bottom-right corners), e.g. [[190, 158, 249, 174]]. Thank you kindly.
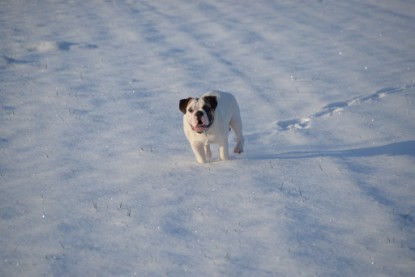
[[1, 0, 415, 276]]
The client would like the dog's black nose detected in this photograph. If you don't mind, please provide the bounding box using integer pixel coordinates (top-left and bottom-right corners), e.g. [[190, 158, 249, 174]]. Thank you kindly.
[[195, 111, 203, 119]]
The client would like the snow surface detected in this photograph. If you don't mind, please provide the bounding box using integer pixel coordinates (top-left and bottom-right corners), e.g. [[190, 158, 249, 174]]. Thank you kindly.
[[1, 0, 415, 276]]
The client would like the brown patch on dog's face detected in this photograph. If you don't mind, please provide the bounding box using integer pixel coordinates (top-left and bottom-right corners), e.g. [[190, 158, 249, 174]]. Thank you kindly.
[[202, 96, 218, 111], [179, 97, 194, 114]]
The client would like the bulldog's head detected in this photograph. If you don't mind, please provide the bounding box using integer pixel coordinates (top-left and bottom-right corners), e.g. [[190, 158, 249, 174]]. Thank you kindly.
[[180, 96, 218, 133]]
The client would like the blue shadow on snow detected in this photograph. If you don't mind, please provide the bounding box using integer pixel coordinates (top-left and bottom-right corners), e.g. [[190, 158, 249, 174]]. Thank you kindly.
[[271, 140, 415, 159]]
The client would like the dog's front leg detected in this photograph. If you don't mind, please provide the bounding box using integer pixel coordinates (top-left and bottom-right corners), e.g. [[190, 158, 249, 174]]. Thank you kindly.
[[218, 140, 229, 161], [204, 144, 212, 162], [191, 143, 207, 164]]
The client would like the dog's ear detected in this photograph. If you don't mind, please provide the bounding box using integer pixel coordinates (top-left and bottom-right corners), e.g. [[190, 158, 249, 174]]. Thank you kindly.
[[179, 97, 193, 114], [203, 96, 218, 110]]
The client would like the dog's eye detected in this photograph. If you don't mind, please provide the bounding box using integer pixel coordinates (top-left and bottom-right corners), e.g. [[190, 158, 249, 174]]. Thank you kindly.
[[188, 108, 194, 113]]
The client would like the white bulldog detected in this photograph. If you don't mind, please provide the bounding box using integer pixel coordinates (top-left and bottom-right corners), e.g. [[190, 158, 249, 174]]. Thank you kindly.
[[179, 91, 244, 164]]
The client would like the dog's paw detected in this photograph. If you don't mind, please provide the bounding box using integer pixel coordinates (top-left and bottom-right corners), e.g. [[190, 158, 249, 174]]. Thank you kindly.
[[234, 140, 244, 154], [234, 146, 243, 154]]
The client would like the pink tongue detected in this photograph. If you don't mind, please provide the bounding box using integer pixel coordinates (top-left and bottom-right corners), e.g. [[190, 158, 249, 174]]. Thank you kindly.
[[193, 125, 206, 132]]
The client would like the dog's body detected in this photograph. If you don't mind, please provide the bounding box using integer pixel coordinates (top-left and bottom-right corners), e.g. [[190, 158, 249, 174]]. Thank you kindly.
[[180, 91, 244, 163]]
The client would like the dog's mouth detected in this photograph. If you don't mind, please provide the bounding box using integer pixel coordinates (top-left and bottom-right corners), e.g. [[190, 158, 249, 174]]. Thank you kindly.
[[192, 123, 209, 133], [191, 118, 211, 133]]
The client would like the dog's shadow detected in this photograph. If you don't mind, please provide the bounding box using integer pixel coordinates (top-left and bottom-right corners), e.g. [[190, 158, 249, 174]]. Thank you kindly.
[[246, 140, 415, 160]]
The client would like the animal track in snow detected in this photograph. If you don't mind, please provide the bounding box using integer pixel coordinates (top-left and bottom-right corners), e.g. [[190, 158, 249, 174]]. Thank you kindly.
[[276, 85, 414, 131], [276, 118, 311, 131], [26, 41, 98, 52]]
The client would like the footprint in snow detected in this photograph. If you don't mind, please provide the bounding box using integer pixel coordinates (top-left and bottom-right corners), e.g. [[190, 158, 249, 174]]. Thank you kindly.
[[276, 85, 413, 132], [277, 118, 311, 131], [26, 41, 98, 52]]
